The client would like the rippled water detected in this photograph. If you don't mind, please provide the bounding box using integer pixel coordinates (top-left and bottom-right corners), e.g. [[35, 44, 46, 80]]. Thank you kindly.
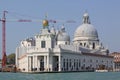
[[0, 72, 120, 80]]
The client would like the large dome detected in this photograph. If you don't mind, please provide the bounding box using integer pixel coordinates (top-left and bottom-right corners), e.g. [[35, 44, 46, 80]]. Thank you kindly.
[[74, 24, 98, 40], [74, 12, 99, 41]]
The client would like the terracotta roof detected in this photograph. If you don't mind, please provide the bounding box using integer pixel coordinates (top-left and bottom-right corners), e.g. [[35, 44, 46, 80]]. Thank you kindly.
[[109, 52, 120, 62]]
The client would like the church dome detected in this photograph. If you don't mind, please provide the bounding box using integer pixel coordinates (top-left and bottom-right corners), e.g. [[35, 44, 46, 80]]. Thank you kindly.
[[74, 12, 99, 41], [74, 24, 98, 40], [57, 26, 70, 41], [57, 32, 70, 41]]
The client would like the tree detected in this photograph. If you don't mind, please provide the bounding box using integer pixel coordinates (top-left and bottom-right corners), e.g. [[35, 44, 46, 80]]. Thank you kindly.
[[7, 53, 15, 65]]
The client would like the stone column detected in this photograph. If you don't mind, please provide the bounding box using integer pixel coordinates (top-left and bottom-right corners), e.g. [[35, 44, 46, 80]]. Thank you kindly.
[[61, 56, 63, 71], [33, 55, 35, 69], [34, 55, 38, 71], [47, 55, 50, 71], [28, 56, 31, 71], [59, 55, 61, 71], [49, 55, 52, 71], [34, 55, 37, 68], [37, 56, 40, 71], [36, 56, 39, 71], [32, 55, 36, 68]]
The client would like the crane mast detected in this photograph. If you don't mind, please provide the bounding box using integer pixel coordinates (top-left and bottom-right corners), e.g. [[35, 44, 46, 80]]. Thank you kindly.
[[1, 11, 7, 68]]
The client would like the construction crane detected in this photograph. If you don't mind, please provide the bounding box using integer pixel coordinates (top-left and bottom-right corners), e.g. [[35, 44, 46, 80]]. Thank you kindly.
[[0, 11, 8, 68], [0, 11, 76, 68]]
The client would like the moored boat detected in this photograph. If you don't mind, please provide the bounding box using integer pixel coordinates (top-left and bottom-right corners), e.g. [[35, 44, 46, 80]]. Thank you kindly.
[[95, 70, 108, 72]]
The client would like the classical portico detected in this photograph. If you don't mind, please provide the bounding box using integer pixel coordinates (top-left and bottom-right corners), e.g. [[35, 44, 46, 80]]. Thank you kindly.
[[27, 52, 62, 72]]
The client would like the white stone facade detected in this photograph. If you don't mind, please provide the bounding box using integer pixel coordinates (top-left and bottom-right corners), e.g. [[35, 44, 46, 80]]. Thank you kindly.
[[16, 12, 113, 72]]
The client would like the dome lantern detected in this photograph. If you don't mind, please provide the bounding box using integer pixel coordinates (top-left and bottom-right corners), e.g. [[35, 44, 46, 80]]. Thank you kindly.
[[82, 12, 91, 24], [61, 24, 65, 32]]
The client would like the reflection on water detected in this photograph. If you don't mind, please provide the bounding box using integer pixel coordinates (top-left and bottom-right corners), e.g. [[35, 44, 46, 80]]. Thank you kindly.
[[0, 72, 120, 80]]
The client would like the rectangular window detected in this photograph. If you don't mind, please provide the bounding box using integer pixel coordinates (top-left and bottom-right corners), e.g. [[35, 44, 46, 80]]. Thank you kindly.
[[41, 41, 46, 48], [79, 60, 81, 67]]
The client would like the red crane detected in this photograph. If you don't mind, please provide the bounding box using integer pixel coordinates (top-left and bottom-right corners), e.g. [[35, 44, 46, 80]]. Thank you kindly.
[[0, 11, 8, 68]]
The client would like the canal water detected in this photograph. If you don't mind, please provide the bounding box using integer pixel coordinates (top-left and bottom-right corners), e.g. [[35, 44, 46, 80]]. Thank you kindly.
[[0, 72, 120, 80]]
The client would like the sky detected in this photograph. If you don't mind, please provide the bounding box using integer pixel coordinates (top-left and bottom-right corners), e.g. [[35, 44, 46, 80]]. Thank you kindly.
[[0, 0, 120, 58]]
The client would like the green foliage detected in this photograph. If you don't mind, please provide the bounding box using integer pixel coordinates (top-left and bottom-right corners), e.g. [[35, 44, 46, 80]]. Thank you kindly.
[[7, 53, 15, 65]]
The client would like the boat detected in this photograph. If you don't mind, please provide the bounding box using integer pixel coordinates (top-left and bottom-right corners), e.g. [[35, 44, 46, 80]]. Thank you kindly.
[[95, 70, 108, 72]]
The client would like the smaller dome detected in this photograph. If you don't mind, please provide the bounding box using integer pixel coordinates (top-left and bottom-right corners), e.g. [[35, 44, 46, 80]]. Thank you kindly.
[[42, 19, 49, 27], [57, 32, 70, 41], [57, 25, 70, 41]]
